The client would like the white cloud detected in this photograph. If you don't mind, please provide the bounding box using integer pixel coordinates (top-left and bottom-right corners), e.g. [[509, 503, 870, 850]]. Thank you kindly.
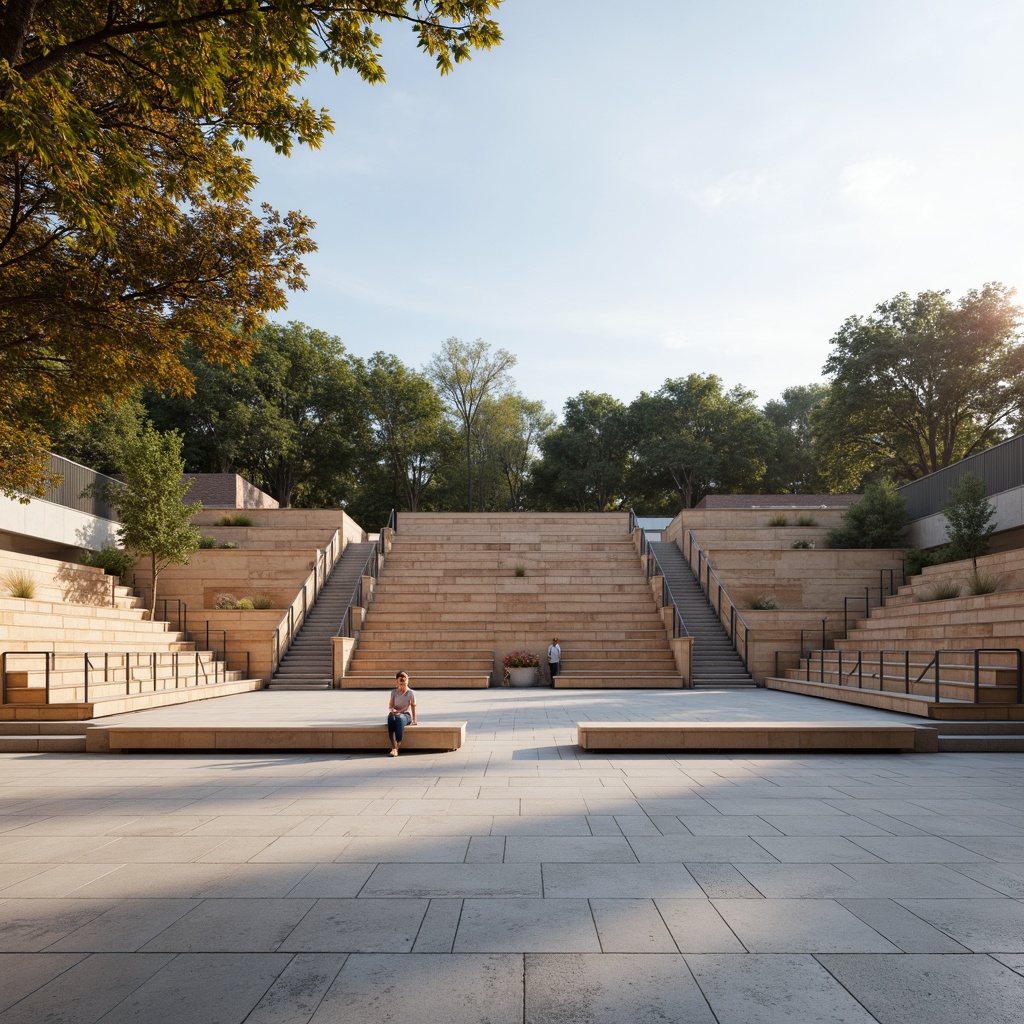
[[839, 157, 915, 210], [695, 171, 767, 210]]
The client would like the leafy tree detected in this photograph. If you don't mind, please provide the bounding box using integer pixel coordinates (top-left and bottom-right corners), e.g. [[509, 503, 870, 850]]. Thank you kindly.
[[356, 352, 452, 512], [942, 472, 997, 569], [826, 478, 908, 549], [485, 394, 555, 510], [146, 323, 364, 507], [762, 384, 830, 493], [426, 337, 517, 510], [630, 374, 772, 509], [816, 285, 1024, 488], [0, 2, 503, 497], [532, 392, 630, 511], [106, 424, 201, 614]]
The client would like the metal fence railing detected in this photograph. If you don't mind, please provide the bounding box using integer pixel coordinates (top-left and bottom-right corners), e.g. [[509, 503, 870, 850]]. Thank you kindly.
[[22, 452, 123, 520]]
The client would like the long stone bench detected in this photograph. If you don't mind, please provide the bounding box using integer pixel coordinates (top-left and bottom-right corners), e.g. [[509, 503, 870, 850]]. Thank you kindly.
[[577, 721, 936, 753], [86, 720, 467, 753]]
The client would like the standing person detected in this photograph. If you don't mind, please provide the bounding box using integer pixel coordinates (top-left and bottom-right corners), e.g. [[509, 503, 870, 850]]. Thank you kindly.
[[387, 671, 417, 756], [547, 637, 561, 680]]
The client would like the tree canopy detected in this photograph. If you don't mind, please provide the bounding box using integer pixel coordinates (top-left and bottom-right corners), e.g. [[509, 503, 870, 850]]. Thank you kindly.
[[0, 1, 504, 497], [815, 284, 1024, 488]]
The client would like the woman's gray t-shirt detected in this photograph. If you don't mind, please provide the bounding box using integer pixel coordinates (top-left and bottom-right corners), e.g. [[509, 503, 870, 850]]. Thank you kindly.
[[390, 687, 416, 713]]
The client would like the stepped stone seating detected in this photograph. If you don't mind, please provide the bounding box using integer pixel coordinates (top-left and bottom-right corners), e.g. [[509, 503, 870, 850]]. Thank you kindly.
[[0, 550, 261, 719], [766, 548, 1024, 719], [341, 513, 683, 689]]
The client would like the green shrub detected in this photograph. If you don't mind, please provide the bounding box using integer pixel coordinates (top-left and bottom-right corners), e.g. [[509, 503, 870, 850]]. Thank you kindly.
[[967, 571, 999, 596], [2, 570, 37, 599], [235, 598, 255, 610], [749, 595, 779, 610], [826, 479, 908, 549], [80, 546, 136, 578], [791, 540, 814, 549], [767, 514, 789, 527], [942, 472, 996, 569], [903, 546, 948, 577], [251, 595, 275, 609], [219, 541, 239, 549], [214, 593, 238, 609], [198, 535, 217, 549], [796, 515, 818, 527], [514, 565, 526, 577]]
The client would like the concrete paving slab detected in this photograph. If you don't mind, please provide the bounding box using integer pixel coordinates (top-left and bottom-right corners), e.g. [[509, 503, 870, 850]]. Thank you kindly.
[[0, 952, 88, 1013], [687, 862, 766, 899], [655, 898, 746, 952], [687, 953, 878, 1024], [311, 953, 523, 1024], [629, 835, 780, 862], [0, 899, 117, 952], [244, 953, 348, 1024], [588, 898, 677, 951], [46, 898, 201, 952], [282, 863, 376, 898], [818, 953, 1024, 1024], [411, 898, 463, 952], [453, 898, 601, 953], [753, 836, 886, 863], [837, 898, 972, 953], [525, 952, 717, 1023], [849, 836, 997, 863], [141, 897, 316, 952], [332, 836, 471, 862], [541, 862, 703, 899], [279, 898, 428, 952], [894, 899, 1024, 952], [362, 862, 541, 898], [504, 836, 638, 863]]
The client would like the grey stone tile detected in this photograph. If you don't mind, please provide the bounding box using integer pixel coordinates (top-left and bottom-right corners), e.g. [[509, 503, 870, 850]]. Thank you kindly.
[[758, 814, 893, 836], [704, 798, 843, 816], [244, 953, 348, 1024], [141, 897, 315, 952], [648, 815, 691, 835], [333, 836, 470, 862], [310, 953, 522, 1024], [0, 836, 119, 863], [838, 898, 972, 953], [398, 815, 493, 836], [629, 835, 779, 862], [525, 952, 716, 1023], [542, 862, 702, 899], [362, 862, 541, 898], [679, 815, 783, 836], [588, 898, 677, 952], [636, 799, 717, 815], [280, 898, 428, 952], [656, 899, 745, 952], [185, 814, 311, 836], [992, 952, 1024, 976], [95, 952, 293, 1024], [284, 863, 376, 898], [0, 899, 116, 952], [250, 837, 354, 862], [688, 863, 765, 899], [0, 952, 176, 1024], [46, 899, 201, 952], [504, 836, 637, 863], [950, 862, 1024, 897], [195, 863, 317, 898], [68, 862, 236, 898], [895, 898, 1024, 952], [0, 864, 121, 898], [453, 898, 600, 952], [687, 952, 878, 1024], [465, 836, 505, 862], [586, 815, 623, 836], [411, 898, 463, 952], [849, 836, 995, 863], [0, 952, 88, 1013], [939, 835, 1024, 861], [893, 814, 1024, 837], [818, 953, 1024, 1024], [311, 816, 408, 836], [69, 836, 231, 863], [712, 898, 900, 952], [490, 814, 592, 836], [753, 837, 885, 863]]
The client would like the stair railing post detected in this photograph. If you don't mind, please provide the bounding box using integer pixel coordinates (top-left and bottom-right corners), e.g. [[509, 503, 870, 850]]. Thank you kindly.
[[974, 648, 981, 704], [837, 649, 843, 685], [935, 650, 941, 702]]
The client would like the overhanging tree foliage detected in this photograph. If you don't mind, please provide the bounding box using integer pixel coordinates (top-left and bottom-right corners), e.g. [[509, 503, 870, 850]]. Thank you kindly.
[[814, 284, 1024, 489], [0, 1, 504, 497]]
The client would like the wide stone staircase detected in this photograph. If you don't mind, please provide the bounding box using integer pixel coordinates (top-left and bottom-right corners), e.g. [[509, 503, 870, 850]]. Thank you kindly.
[[268, 541, 375, 689], [341, 513, 683, 689], [649, 541, 755, 687]]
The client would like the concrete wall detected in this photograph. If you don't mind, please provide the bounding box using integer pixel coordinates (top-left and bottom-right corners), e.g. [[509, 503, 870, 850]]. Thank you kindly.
[[183, 474, 279, 509], [0, 493, 119, 559], [907, 483, 1024, 550]]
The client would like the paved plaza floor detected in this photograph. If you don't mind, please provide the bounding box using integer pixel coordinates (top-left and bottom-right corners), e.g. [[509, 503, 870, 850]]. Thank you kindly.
[[1, 687, 1023, 1023]]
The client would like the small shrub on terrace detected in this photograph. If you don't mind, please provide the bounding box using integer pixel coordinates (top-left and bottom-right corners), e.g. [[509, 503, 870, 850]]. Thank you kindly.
[[214, 593, 238, 609], [197, 535, 217, 549], [251, 595, 275, 609], [235, 598, 255, 610], [80, 546, 135, 578], [767, 514, 789, 527], [514, 565, 526, 577], [503, 650, 540, 668], [2, 570, 37, 599], [748, 595, 779, 610], [920, 581, 962, 602], [826, 478, 908, 549], [791, 540, 814, 549], [967, 571, 999, 596], [904, 546, 948, 578], [796, 515, 818, 527], [219, 541, 239, 549], [217, 513, 254, 527]]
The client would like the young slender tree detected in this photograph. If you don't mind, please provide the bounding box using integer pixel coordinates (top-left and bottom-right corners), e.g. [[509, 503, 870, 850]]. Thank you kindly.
[[108, 425, 201, 615], [942, 472, 997, 570], [426, 337, 516, 510]]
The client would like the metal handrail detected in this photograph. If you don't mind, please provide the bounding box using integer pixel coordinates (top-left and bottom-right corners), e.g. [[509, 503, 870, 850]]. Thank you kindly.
[[628, 511, 690, 639], [683, 529, 751, 667], [337, 510, 395, 639], [787, 646, 1022, 703]]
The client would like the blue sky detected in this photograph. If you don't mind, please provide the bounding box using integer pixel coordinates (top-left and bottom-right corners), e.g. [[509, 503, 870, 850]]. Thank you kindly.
[[247, 0, 1024, 418]]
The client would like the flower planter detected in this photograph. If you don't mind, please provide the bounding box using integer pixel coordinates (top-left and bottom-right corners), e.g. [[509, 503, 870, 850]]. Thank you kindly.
[[507, 666, 538, 687]]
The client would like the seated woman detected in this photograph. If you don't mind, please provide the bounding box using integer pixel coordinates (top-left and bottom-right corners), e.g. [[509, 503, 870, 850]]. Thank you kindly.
[[386, 670, 417, 756]]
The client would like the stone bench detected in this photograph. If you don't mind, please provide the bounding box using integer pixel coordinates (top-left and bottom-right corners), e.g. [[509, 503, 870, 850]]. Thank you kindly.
[[86, 721, 467, 753], [577, 721, 935, 753]]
